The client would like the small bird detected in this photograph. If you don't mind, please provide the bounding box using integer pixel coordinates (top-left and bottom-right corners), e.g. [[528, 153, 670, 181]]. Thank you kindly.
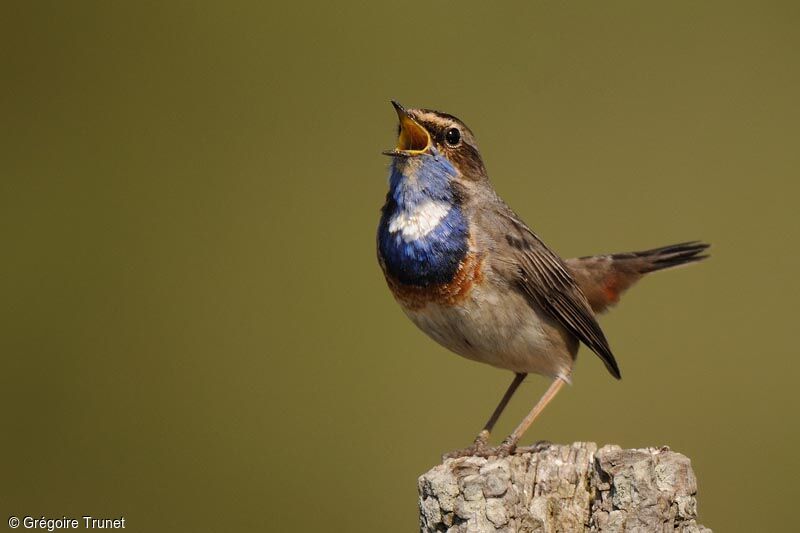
[[377, 101, 708, 458]]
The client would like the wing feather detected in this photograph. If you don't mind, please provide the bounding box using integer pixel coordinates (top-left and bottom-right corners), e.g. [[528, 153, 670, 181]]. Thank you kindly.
[[494, 210, 622, 379]]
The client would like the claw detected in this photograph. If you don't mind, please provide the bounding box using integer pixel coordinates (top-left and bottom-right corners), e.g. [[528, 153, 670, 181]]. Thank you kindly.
[[492, 440, 516, 458], [442, 434, 556, 460], [442, 431, 491, 460], [515, 440, 552, 454], [442, 444, 482, 460], [443, 434, 518, 460]]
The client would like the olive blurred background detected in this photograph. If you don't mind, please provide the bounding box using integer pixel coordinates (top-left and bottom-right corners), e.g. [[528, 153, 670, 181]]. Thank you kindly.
[[2, 2, 798, 531]]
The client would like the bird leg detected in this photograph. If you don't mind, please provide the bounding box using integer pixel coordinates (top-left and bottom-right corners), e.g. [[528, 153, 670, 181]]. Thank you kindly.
[[443, 373, 526, 459], [444, 376, 566, 459], [496, 377, 566, 456]]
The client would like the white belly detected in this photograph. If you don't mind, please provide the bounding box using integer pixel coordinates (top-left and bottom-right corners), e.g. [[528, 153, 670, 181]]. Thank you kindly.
[[403, 282, 576, 379]]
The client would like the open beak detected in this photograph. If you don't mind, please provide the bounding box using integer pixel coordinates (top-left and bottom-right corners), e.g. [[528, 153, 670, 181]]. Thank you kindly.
[[383, 100, 431, 156]]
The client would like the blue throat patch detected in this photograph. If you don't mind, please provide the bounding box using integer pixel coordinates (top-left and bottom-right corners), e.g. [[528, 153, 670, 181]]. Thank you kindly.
[[378, 149, 469, 287]]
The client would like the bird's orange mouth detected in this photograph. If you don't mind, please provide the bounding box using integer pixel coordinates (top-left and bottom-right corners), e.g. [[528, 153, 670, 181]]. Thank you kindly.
[[384, 100, 431, 156], [396, 114, 431, 154]]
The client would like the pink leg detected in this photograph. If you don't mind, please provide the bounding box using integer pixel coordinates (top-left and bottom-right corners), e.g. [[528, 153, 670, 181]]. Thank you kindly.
[[499, 377, 566, 453]]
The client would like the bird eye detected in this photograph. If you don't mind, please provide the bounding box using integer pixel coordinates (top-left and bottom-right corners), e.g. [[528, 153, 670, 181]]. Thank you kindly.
[[444, 127, 461, 146]]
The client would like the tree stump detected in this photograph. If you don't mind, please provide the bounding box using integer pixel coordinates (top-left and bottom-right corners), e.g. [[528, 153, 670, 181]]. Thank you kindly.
[[418, 442, 710, 532]]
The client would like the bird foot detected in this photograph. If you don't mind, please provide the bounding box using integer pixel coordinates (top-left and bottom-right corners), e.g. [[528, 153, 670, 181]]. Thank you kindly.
[[443, 439, 552, 460], [515, 440, 553, 454], [443, 433, 517, 460], [442, 431, 491, 460]]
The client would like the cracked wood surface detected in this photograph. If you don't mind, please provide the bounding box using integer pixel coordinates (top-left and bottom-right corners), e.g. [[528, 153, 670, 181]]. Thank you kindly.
[[418, 442, 710, 533]]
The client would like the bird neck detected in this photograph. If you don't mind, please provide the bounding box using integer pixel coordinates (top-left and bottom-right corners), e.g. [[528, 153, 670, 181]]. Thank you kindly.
[[378, 152, 469, 287]]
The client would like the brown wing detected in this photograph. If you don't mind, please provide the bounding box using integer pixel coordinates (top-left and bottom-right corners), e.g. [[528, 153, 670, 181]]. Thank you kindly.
[[491, 209, 621, 379]]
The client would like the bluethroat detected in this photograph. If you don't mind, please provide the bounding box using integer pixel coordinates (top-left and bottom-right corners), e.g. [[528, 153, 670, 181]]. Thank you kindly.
[[377, 101, 709, 458]]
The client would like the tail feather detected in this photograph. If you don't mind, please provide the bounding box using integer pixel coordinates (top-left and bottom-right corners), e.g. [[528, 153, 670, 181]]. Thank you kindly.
[[609, 241, 710, 273], [566, 241, 710, 313]]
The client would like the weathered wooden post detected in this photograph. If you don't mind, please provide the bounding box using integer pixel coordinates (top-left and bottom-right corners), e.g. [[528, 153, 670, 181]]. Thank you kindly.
[[418, 442, 710, 532]]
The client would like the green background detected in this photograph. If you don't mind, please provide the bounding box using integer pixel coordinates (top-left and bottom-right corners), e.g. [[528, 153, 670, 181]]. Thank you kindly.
[[2, 2, 798, 531]]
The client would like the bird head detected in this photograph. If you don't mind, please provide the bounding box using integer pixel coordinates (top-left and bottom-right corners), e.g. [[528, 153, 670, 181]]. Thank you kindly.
[[383, 101, 487, 180]]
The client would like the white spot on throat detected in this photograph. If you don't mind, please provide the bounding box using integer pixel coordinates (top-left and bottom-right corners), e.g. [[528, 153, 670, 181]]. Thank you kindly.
[[388, 200, 451, 242]]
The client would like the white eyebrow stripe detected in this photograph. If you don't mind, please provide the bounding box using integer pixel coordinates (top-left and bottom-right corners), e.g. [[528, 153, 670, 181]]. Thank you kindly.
[[388, 200, 450, 242]]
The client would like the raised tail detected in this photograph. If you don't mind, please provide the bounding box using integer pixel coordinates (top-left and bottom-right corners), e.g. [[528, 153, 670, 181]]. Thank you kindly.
[[565, 241, 710, 314]]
